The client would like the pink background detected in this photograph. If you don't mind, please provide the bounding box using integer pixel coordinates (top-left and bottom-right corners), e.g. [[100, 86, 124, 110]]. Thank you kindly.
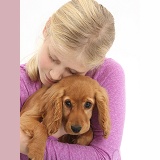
[[0, 1, 20, 159]]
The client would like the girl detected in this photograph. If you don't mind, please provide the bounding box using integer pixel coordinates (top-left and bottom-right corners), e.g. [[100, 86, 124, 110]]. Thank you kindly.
[[20, 0, 125, 159]]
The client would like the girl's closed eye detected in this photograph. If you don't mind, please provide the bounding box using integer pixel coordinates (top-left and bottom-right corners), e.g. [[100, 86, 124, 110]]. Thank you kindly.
[[68, 68, 86, 75], [48, 53, 55, 61], [48, 53, 60, 64], [68, 68, 78, 75]]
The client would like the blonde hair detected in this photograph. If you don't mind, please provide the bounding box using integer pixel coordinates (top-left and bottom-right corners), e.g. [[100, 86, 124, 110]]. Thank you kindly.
[[26, 0, 115, 81]]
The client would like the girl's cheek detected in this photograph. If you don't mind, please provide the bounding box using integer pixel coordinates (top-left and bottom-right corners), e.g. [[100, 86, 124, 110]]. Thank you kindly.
[[39, 52, 48, 66]]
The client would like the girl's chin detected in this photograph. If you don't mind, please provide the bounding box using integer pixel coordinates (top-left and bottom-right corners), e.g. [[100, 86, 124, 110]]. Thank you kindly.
[[43, 81, 53, 87], [41, 78, 52, 87]]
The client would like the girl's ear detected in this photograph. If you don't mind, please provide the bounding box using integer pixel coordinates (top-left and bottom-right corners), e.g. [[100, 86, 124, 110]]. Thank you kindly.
[[95, 87, 110, 138], [43, 17, 51, 38], [41, 85, 65, 135]]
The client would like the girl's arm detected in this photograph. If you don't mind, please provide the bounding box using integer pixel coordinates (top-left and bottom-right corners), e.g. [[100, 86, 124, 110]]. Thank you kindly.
[[44, 59, 126, 160], [20, 64, 42, 158]]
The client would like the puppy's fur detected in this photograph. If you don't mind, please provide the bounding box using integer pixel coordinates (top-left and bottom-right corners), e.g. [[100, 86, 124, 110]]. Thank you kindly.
[[20, 75, 110, 160]]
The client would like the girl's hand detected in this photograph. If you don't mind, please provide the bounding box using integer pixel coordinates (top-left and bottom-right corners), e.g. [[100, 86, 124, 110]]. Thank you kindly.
[[20, 124, 66, 155], [20, 128, 29, 155]]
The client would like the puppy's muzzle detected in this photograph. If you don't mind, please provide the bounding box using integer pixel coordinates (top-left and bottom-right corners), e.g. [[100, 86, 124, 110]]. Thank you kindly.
[[71, 125, 82, 133]]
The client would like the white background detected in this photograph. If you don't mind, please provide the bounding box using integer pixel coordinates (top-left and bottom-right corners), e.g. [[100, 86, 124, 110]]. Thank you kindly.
[[20, 0, 160, 159]]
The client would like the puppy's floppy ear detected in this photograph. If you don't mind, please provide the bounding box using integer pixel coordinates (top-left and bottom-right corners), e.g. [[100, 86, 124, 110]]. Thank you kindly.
[[40, 84, 65, 136], [95, 87, 110, 138], [20, 86, 49, 115]]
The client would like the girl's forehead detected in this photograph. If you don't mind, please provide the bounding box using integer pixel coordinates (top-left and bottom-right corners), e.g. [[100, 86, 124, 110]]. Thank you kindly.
[[48, 37, 80, 56], [49, 44, 82, 62], [46, 38, 90, 73]]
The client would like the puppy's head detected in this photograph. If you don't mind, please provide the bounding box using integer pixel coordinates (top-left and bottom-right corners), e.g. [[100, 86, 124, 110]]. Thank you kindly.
[[61, 77, 96, 135], [42, 75, 110, 137]]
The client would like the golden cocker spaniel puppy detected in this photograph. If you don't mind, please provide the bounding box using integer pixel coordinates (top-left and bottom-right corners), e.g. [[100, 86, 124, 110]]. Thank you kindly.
[[20, 75, 110, 160]]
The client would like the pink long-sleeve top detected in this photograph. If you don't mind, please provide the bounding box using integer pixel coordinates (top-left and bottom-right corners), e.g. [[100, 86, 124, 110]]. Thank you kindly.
[[20, 58, 125, 160]]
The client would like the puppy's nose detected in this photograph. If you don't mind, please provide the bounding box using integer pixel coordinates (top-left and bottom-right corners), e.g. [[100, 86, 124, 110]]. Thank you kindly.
[[71, 125, 82, 133]]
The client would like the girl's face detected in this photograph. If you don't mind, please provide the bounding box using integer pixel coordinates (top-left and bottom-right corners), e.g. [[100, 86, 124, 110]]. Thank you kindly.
[[38, 38, 90, 86]]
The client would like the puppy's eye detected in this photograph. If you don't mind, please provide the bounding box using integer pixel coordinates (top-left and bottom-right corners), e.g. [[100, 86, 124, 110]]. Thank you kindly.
[[84, 102, 92, 109], [64, 100, 72, 108]]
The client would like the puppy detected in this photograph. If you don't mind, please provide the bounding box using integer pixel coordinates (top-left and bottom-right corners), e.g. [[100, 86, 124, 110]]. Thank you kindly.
[[20, 75, 110, 160]]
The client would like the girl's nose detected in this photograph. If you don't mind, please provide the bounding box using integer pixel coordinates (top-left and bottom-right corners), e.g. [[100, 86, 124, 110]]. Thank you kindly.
[[49, 68, 63, 81]]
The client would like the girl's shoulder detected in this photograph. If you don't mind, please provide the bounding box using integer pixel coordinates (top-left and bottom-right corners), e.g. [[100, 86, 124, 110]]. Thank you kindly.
[[86, 58, 125, 81], [20, 64, 41, 109], [20, 64, 29, 86], [20, 64, 41, 89], [20, 64, 27, 79]]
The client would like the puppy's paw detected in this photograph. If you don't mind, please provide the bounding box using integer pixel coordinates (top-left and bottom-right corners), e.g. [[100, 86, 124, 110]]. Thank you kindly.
[[76, 136, 92, 145], [28, 142, 45, 160], [28, 151, 44, 160], [76, 130, 93, 145]]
